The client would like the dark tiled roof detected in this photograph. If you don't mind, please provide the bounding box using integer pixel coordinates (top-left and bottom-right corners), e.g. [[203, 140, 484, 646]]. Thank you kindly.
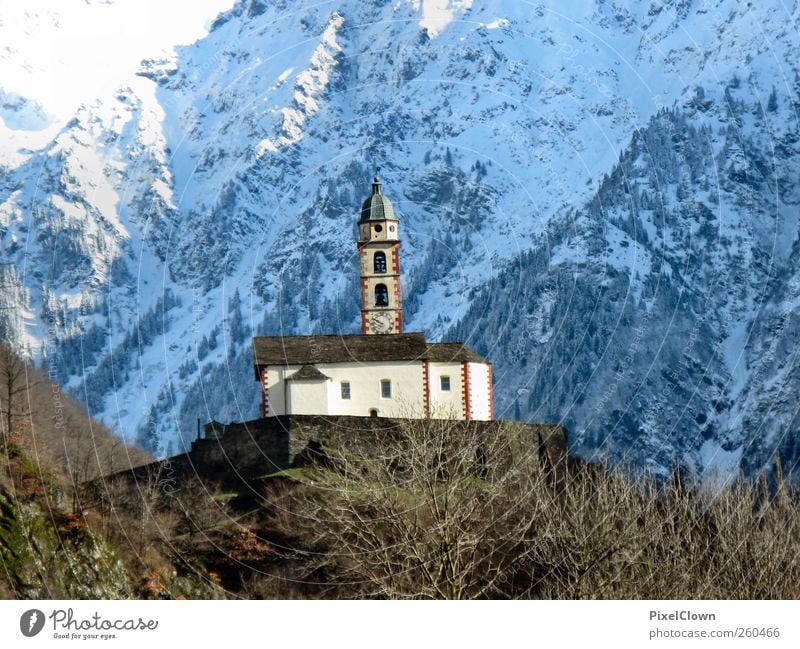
[[286, 365, 330, 381], [254, 332, 426, 366], [424, 342, 487, 363], [252, 332, 487, 369]]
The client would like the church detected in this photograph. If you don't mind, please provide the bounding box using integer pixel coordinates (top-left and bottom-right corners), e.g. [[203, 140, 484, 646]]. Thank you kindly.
[[252, 176, 494, 421]]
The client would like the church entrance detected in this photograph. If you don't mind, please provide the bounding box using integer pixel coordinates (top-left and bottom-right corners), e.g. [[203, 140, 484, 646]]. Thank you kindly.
[[369, 409, 378, 418]]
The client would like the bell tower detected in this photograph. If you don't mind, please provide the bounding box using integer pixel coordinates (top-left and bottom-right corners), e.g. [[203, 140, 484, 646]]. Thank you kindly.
[[358, 175, 403, 335]]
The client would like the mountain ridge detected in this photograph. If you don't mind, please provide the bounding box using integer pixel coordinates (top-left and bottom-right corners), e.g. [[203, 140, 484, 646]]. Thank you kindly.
[[1, 0, 799, 475]]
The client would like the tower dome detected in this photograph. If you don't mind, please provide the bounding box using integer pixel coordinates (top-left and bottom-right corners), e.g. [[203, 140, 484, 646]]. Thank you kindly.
[[360, 176, 396, 222]]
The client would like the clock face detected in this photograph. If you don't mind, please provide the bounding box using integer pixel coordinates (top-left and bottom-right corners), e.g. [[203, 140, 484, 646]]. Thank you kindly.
[[370, 312, 394, 334]]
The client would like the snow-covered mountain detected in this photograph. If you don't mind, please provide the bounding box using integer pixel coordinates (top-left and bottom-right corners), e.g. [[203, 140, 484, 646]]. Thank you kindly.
[[2, 0, 799, 476]]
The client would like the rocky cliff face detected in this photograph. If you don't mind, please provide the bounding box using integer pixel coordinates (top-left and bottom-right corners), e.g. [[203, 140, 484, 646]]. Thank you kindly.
[[0, 485, 130, 598], [1, 0, 799, 475]]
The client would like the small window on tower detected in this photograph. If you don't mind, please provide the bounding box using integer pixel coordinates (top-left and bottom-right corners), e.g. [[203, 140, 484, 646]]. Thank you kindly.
[[375, 284, 389, 306], [440, 376, 451, 391], [341, 381, 351, 399], [381, 379, 392, 399], [374, 252, 387, 273]]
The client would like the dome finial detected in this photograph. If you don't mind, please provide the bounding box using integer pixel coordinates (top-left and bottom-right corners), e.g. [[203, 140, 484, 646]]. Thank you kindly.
[[372, 170, 382, 195]]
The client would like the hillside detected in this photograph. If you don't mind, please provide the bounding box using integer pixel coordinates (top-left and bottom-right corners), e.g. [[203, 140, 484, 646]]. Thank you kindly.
[[0, 344, 155, 597], [5, 398, 800, 599]]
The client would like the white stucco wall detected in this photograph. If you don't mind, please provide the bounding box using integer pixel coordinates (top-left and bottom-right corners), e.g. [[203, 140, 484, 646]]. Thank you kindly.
[[324, 361, 425, 417], [263, 359, 492, 420], [467, 362, 493, 421], [265, 361, 424, 418], [427, 362, 464, 418], [286, 379, 329, 415], [265, 367, 287, 416]]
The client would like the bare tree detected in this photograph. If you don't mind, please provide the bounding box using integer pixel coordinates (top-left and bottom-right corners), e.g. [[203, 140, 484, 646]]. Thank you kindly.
[[265, 418, 565, 599], [263, 419, 800, 600], [0, 343, 31, 451]]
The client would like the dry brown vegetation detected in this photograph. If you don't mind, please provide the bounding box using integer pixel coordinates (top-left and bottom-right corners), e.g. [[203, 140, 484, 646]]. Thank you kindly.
[[0, 343, 152, 491], [263, 418, 800, 599]]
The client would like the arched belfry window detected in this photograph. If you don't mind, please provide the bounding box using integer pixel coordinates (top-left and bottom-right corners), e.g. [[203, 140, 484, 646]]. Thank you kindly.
[[374, 251, 387, 273], [375, 284, 389, 307]]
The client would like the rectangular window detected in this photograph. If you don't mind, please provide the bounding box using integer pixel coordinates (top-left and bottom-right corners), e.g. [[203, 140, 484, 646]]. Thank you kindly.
[[341, 381, 351, 399], [440, 376, 451, 391], [381, 379, 392, 399]]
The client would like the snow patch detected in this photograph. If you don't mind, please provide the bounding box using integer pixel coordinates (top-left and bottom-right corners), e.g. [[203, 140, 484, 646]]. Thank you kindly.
[[276, 67, 294, 85], [722, 320, 750, 401], [699, 440, 743, 485], [416, 0, 474, 37], [481, 18, 509, 30]]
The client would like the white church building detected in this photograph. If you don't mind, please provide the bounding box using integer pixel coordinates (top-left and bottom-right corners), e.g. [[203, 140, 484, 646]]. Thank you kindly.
[[252, 176, 494, 421]]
